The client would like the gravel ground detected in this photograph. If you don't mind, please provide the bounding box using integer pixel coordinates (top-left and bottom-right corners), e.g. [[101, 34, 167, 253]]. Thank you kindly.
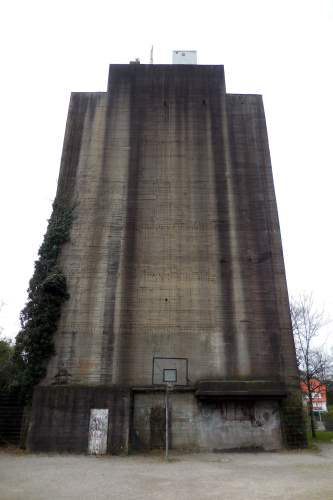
[[1, 445, 333, 500]]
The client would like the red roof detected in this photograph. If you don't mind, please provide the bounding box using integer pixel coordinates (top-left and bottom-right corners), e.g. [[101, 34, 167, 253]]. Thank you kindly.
[[300, 379, 327, 402]]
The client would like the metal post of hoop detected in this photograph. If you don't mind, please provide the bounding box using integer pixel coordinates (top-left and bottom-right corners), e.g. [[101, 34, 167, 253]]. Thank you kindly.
[[165, 382, 173, 461]]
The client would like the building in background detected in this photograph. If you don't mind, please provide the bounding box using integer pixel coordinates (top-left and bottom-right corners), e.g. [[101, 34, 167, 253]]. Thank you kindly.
[[28, 55, 306, 453], [301, 379, 327, 415]]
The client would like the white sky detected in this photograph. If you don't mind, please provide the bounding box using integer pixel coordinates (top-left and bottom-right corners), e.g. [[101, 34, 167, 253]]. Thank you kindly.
[[0, 0, 332, 348]]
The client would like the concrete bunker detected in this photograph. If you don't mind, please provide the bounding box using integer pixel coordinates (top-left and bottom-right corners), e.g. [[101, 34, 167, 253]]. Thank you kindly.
[[27, 61, 306, 453]]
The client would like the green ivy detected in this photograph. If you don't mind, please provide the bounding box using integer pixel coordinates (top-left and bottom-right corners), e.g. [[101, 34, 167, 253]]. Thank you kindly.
[[13, 200, 73, 401], [280, 391, 308, 448]]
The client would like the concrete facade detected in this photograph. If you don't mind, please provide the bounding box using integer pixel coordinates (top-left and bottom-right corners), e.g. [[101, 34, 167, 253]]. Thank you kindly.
[[28, 64, 304, 453], [133, 391, 282, 451]]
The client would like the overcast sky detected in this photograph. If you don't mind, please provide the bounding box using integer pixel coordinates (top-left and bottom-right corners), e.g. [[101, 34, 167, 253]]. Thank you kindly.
[[0, 0, 332, 347]]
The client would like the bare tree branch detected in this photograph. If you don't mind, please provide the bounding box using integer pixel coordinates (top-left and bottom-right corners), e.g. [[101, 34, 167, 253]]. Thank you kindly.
[[290, 293, 332, 438]]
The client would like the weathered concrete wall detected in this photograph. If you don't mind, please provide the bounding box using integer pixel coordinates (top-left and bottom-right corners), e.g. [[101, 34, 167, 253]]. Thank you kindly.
[[28, 386, 130, 454], [31, 64, 305, 451], [44, 64, 298, 390], [132, 391, 282, 451]]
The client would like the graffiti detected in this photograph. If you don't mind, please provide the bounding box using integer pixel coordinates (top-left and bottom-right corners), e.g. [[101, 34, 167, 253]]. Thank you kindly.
[[88, 409, 109, 455]]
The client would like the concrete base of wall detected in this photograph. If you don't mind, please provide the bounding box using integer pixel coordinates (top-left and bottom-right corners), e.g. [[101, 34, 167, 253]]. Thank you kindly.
[[28, 386, 130, 454], [29, 385, 285, 453], [0, 391, 25, 446], [132, 390, 283, 451]]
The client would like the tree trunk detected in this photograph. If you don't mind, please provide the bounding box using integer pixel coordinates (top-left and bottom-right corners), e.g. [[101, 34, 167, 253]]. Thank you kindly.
[[307, 381, 316, 438]]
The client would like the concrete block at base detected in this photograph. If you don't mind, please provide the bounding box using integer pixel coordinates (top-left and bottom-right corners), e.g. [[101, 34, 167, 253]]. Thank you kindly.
[[132, 391, 283, 451], [28, 386, 130, 454]]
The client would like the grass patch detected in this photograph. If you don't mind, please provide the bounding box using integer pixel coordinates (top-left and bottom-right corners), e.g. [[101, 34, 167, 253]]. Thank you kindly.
[[307, 431, 333, 447]]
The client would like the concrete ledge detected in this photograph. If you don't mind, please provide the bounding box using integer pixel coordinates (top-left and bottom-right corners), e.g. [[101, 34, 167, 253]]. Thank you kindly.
[[196, 380, 287, 399], [131, 385, 195, 393]]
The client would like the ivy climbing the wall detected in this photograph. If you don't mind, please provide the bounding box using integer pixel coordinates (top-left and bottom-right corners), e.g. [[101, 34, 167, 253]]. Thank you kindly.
[[13, 200, 74, 402]]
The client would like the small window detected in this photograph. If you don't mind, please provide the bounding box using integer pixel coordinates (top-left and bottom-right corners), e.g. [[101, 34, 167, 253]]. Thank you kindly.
[[163, 369, 177, 383]]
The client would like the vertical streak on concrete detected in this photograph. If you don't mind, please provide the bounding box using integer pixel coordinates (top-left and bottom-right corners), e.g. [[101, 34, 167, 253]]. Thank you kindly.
[[210, 89, 250, 377], [165, 72, 175, 361], [103, 78, 133, 385], [78, 96, 110, 383], [100, 82, 131, 384], [56, 93, 90, 204], [248, 97, 282, 377], [221, 108, 250, 376], [225, 95, 267, 377], [204, 109, 226, 375], [112, 67, 144, 384]]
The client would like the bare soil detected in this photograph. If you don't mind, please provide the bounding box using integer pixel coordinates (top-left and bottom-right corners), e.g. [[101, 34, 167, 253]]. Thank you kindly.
[[1, 444, 333, 500]]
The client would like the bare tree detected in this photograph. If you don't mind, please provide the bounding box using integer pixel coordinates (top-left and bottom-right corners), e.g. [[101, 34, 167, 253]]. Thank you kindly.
[[290, 293, 332, 437]]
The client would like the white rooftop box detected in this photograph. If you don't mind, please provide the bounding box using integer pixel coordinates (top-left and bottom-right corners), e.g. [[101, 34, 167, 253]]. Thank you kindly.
[[172, 50, 197, 65]]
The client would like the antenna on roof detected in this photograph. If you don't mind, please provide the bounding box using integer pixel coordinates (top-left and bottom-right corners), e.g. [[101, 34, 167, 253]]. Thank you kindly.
[[150, 45, 154, 64]]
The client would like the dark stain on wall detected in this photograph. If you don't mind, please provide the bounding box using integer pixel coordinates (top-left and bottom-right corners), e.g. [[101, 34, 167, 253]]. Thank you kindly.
[[209, 88, 238, 376], [57, 93, 91, 203], [149, 406, 166, 448]]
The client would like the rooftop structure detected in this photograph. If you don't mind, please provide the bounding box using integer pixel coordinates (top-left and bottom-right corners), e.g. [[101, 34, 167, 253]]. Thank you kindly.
[[172, 50, 197, 64]]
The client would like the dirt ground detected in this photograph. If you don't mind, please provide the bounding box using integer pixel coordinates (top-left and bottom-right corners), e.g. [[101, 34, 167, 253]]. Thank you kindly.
[[1, 444, 333, 500]]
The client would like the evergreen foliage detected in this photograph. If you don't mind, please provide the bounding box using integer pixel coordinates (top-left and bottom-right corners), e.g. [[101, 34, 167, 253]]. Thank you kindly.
[[13, 200, 73, 401]]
